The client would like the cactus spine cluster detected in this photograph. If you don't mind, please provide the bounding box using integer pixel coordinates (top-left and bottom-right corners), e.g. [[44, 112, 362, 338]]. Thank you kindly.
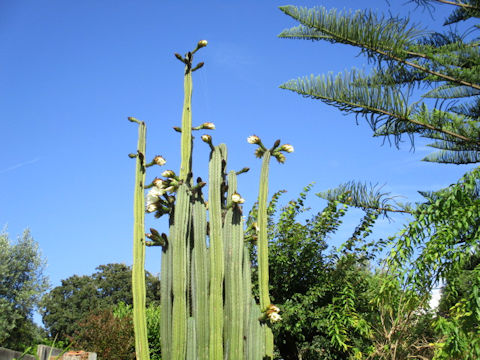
[[129, 41, 292, 360]]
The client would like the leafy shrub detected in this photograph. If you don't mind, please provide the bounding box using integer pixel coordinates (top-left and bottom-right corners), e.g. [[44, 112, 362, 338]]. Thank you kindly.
[[70, 308, 135, 360]]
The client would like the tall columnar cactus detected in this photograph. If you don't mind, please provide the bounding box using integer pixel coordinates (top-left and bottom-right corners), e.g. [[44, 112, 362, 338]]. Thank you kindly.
[[128, 117, 150, 360], [247, 136, 294, 359], [130, 41, 292, 360]]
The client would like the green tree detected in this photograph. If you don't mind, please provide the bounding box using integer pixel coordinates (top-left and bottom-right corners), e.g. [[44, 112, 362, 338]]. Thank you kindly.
[[41, 263, 160, 341], [279, 2, 480, 165], [0, 229, 49, 351], [246, 186, 375, 359], [247, 186, 438, 359], [278, 2, 480, 358]]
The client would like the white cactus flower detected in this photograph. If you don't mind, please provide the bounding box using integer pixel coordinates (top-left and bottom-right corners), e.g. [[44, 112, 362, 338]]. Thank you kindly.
[[146, 187, 164, 209], [231, 193, 245, 204], [247, 135, 260, 144], [198, 40, 208, 48], [146, 203, 158, 213], [268, 312, 282, 323]]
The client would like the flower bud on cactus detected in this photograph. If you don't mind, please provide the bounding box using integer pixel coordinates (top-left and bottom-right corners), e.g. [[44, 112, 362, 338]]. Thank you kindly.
[[146, 203, 158, 213], [162, 170, 176, 178], [268, 304, 280, 313], [280, 144, 294, 153], [254, 147, 265, 159], [201, 134, 212, 143], [197, 40, 208, 48], [247, 135, 261, 144], [202, 122, 215, 130], [153, 178, 163, 188], [154, 155, 167, 166], [274, 153, 286, 164]]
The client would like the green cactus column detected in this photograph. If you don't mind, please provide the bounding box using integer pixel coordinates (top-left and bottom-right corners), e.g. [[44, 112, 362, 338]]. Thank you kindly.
[[249, 135, 293, 359], [167, 40, 207, 360], [257, 150, 274, 359], [129, 117, 150, 360], [160, 222, 173, 360], [171, 184, 190, 359], [223, 171, 244, 360], [208, 143, 226, 359], [192, 191, 209, 360]]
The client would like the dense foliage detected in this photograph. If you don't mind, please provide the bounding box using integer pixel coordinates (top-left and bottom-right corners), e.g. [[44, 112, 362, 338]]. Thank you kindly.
[[0, 229, 49, 351], [247, 187, 437, 359], [41, 263, 160, 340], [71, 307, 135, 360], [279, 1, 480, 358], [70, 302, 162, 360]]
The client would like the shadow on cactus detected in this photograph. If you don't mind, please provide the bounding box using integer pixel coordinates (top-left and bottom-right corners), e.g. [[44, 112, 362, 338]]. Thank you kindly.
[[128, 40, 293, 360]]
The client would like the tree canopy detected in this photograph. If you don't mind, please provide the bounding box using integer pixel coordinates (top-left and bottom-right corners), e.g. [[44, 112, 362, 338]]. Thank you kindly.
[[0, 229, 49, 350], [41, 263, 160, 340], [247, 186, 436, 359], [279, 1, 480, 164]]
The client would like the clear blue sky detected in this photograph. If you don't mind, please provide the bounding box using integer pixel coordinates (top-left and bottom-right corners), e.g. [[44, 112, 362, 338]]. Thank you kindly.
[[0, 0, 473, 323]]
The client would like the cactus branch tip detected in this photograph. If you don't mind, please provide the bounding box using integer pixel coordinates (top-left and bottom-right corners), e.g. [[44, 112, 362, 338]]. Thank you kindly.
[[128, 116, 142, 125], [192, 62, 204, 72], [271, 139, 281, 151], [236, 167, 250, 175]]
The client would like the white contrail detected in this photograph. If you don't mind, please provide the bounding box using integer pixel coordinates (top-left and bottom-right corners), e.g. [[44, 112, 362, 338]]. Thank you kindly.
[[0, 157, 40, 174]]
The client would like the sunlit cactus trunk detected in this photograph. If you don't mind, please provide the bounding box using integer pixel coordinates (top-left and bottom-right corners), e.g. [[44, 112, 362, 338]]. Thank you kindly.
[[129, 117, 150, 360], [257, 151, 274, 359], [129, 40, 291, 360]]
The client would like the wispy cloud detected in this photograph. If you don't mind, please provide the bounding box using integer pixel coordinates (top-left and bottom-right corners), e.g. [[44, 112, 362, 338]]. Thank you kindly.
[[0, 157, 40, 174]]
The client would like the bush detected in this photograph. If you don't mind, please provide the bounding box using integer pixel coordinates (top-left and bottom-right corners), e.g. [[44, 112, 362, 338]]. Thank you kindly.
[[70, 308, 135, 360]]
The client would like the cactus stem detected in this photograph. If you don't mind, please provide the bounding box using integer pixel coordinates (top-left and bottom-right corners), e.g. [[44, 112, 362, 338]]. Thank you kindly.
[[130, 118, 150, 360], [257, 148, 275, 359]]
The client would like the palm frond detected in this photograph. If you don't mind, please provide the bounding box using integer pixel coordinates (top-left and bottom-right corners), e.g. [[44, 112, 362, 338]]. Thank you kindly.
[[422, 84, 480, 99], [422, 149, 480, 163], [316, 181, 413, 216], [278, 5, 426, 62], [449, 97, 480, 117], [443, 0, 480, 25], [280, 69, 410, 132], [278, 24, 333, 41]]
